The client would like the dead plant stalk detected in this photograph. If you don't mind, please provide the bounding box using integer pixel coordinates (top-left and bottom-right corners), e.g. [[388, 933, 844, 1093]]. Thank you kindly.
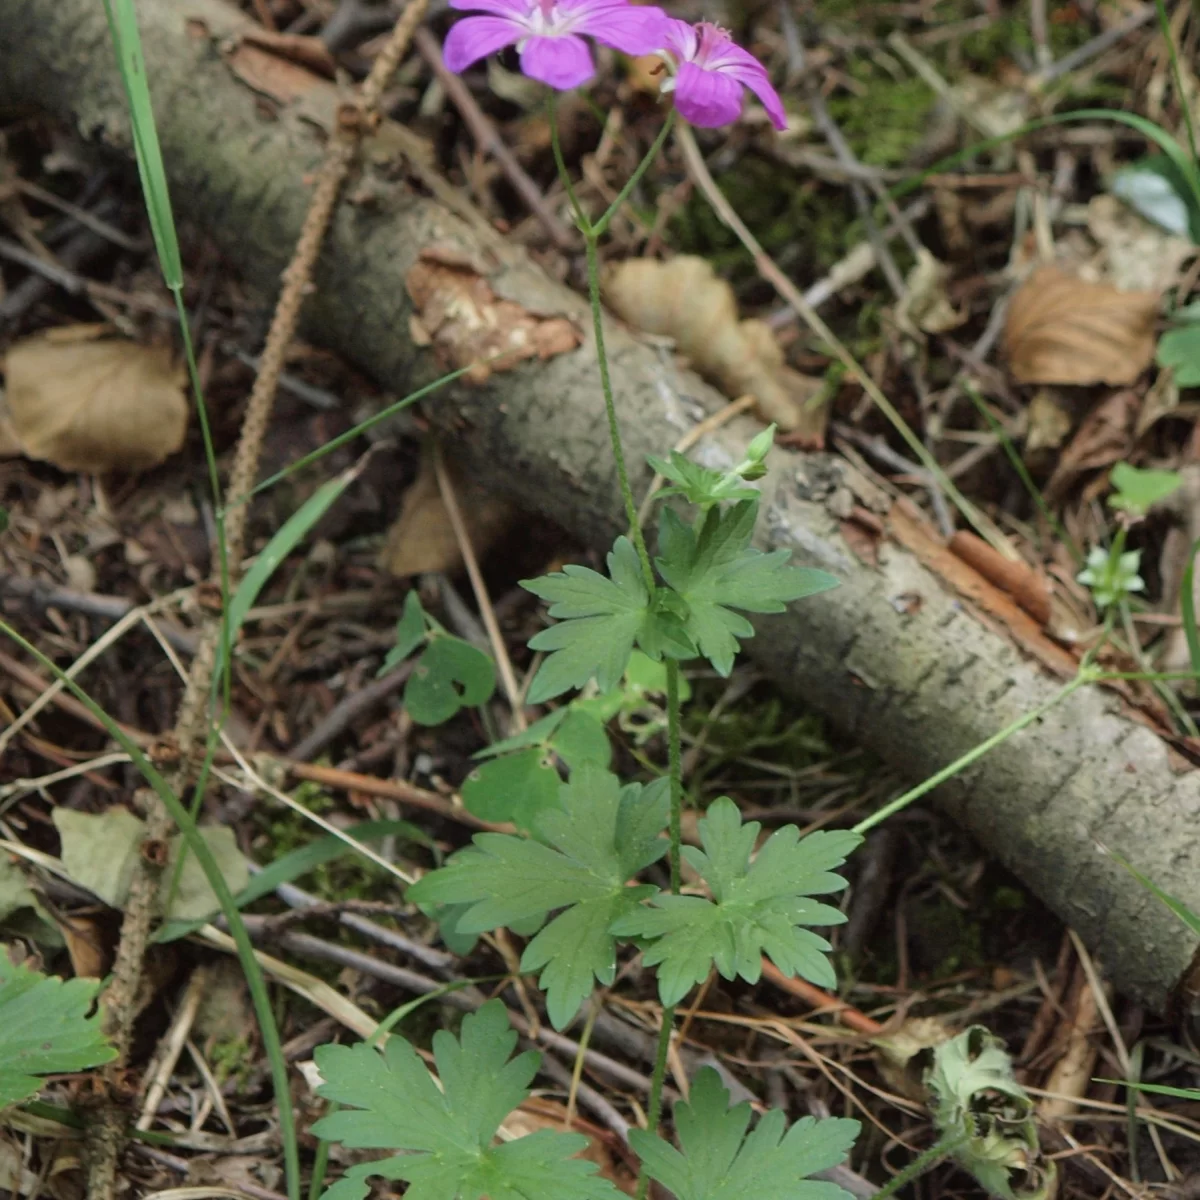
[[84, 4, 430, 1197]]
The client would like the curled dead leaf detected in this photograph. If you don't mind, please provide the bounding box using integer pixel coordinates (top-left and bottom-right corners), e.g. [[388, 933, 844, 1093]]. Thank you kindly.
[[2, 330, 187, 473], [1003, 265, 1158, 386], [603, 255, 825, 437], [406, 254, 580, 382]]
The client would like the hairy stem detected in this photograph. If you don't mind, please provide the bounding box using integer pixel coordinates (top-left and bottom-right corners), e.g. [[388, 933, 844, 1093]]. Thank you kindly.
[[591, 111, 676, 239], [871, 1132, 969, 1200], [665, 658, 683, 892], [637, 1002, 677, 1200], [583, 231, 655, 586]]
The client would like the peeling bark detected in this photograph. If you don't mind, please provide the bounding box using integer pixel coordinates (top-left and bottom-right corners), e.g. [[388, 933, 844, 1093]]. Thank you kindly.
[[4, 0, 1200, 1015]]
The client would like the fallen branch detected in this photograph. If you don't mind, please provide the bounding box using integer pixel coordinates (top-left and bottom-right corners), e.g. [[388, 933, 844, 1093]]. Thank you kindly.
[[4, 0, 1200, 1017]]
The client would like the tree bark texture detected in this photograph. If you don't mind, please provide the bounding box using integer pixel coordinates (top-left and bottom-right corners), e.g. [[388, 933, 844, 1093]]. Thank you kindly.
[[4, 0, 1200, 1017]]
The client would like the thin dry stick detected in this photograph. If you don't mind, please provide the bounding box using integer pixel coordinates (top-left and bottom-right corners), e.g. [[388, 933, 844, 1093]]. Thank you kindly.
[[0, 588, 189, 757], [136, 969, 207, 1132], [412, 26, 575, 249], [432, 442, 527, 727], [673, 122, 1016, 558]]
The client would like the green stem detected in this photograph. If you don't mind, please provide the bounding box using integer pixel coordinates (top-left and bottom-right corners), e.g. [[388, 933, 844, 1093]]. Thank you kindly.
[[592, 112, 676, 239], [635, 659, 685, 1198], [637, 1003, 677, 1200], [665, 659, 683, 892], [583, 213, 654, 586], [871, 1132, 969, 1200], [547, 95, 589, 233], [1153, 0, 1200, 165], [851, 674, 1090, 836]]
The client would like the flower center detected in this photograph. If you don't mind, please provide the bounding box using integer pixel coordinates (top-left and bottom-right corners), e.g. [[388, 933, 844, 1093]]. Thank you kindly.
[[691, 21, 733, 67], [527, 0, 570, 35]]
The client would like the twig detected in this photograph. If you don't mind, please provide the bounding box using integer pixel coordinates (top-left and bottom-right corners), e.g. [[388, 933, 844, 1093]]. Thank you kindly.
[[86, 787, 174, 1197], [413, 26, 576, 249], [136, 969, 207, 1131], [288, 658, 416, 761], [772, 197, 931, 321], [0, 590, 188, 757], [432, 443, 527, 726], [1030, 3, 1155, 86]]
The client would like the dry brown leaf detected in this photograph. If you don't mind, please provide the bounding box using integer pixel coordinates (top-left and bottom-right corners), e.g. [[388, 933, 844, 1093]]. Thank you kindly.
[[603, 255, 825, 437], [406, 253, 581, 382], [1003, 265, 1158, 386], [381, 444, 516, 578], [3, 330, 187, 473]]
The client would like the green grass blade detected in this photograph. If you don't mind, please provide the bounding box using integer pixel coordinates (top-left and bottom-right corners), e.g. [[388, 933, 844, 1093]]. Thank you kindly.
[[1100, 1079, 1200, 1101], [215, 458, 366, 683], [1180, 536, 1200, 683], [248, 365, 476, 500], [0, 621, 300, 1200], [101, 0, 182, 288], [1102, 844, 1200, 937], [894, 109, 1200, 228]]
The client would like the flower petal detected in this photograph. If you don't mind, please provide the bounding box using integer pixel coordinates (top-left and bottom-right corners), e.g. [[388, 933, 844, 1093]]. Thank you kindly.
[[448, 0, 529, 15], [659, 17, 697, 63], [519, 34, 595, 89], [672, 60, 743, 128], [575, 2, 670, 55], [443, 14, 524, 72], [723, 61, 787, 130]]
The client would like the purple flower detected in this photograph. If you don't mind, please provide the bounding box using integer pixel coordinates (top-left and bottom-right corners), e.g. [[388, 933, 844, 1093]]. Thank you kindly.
[[658, 19, 787, 131], [443, 0, 668, 91]]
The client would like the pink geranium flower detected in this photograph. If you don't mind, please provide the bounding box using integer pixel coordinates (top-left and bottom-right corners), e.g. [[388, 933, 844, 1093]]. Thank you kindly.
[[658, 19, 787, 131], [443, 0, 669, 91]]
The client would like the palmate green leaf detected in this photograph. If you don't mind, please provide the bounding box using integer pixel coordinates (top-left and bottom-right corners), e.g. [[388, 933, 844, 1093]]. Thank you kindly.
[[1108, 462, 1183, 516], [1158, 323, 1200, 386], [629, 1068, 859, 1200], [464, 706, 611, 829], [312, 1001, 619, 1200], [522, 537, 651, 702], [656, 502, 839, 675], [647, 451, 760, 507], [613, 798, 860, 1007], [409, 765, 669, 1027], [463, 749, 560, 828], [0, 957, 118, 1110]]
